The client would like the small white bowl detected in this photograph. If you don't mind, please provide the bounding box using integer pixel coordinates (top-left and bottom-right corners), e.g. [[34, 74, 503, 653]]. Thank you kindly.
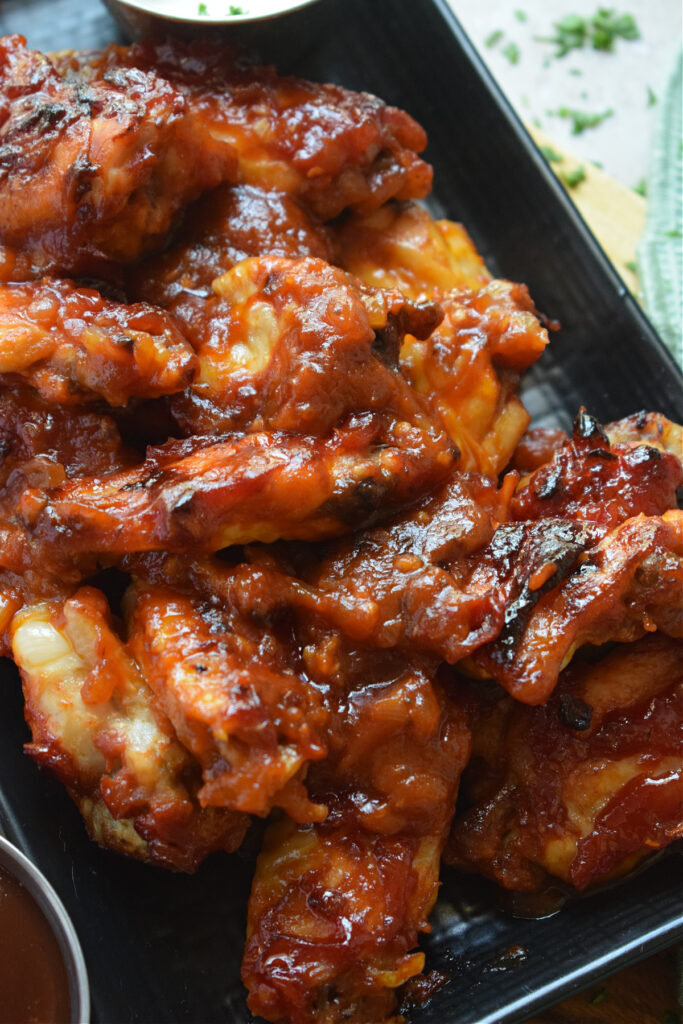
[[102, 0, 332, 62]]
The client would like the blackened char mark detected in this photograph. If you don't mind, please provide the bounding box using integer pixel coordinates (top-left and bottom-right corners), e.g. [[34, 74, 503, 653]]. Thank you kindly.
[[573, 407, 609, 444], [494, 519, 589, 664]]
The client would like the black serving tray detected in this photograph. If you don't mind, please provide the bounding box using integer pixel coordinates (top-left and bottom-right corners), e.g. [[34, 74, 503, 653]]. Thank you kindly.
[[1, 1, 682, 1022]]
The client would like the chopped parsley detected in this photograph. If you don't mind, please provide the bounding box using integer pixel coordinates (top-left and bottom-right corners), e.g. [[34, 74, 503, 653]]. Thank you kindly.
[[634, 178, 647, 196], [539, 144, 563, 163], [625, 259, 638, 273], [503, 41, 521, 64], [485, 29, 504, 48], [515, 9, 527, 21], [551, 106, 614, 134], [229, 4, 245, 12], [664, 228, 682, 238], [647, 85, 658, 107], [561, 164, 586, 187], [198, 1, 208, 12], [591, 8, 639, 50], [538, 8, 640, 58]]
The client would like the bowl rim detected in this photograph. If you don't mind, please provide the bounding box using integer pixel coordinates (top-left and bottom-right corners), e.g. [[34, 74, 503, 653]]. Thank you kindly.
[[0, 834, 90, 1024], [106, 0, 323, 25]]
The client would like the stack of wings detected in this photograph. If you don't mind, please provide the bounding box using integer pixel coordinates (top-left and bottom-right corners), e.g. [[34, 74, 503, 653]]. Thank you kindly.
[[0, 33, 682, 1024]]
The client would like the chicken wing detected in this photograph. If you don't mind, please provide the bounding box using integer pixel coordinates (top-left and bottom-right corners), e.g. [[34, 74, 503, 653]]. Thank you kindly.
[[17, 416, 455, 563], [0, 386, 135, 647], [11, 587, 248, 871], [402, 282, 548, 475], [243, 664, 470, 1024], [0, 35, 235, 277], [0, 278, 196, 405], [126, 580, 327, 822], [333, 203, 549, 475], [156, 254, 442, 436], [81, 40, 432, 221], [447, 634, 683, 891]]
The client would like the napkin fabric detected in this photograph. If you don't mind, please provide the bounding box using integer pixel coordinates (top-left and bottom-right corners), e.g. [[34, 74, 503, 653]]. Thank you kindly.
[[637, 48, 683, 369]]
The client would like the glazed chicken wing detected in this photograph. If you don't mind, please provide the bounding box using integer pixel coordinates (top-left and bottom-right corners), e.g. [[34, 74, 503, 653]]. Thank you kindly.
[[402, 282, 548, 475], [126, 580, 327, 822], [0, 386, 135, 646], [18, 416, 455, 564], [0, 35, 235, 277], [333, 203, 549, 475], [156, 254, 442, 436], [243, 663, 471, 1024], [11, 587, 248, 871], [84, 40, 432, 221], [0, 278, 196, 405], [448, 634, 683, 891]]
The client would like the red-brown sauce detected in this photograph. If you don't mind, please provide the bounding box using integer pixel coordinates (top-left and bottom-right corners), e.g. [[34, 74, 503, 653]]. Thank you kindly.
[[0, 864, 71, 1024]]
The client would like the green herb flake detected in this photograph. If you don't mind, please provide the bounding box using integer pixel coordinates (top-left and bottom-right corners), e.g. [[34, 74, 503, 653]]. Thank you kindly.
[[229, 4, 245, 12], [540, 144, 563, 163], [625, 259, 638, 273], [664, 228, 682, 238], [634, 178, 647, 196], [198, 1, 208, 12], [515, 9, 527, 21], [539, 8, 640, 58], [502, 41, 521, 65], [592, 159, 604, 168], [647, 85, 658, 107], [589, 987, 607, 1006], [485, 29, 504, 48], [561, 164, 586, 187], [569, 67, 583, 75], [538, 13, 588, 57], [591, 8, 640, 51], [552, 106, 614, 134]]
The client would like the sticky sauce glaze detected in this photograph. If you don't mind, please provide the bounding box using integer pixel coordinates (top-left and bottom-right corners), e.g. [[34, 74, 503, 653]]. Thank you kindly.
[[0, 864, 71, 1024]]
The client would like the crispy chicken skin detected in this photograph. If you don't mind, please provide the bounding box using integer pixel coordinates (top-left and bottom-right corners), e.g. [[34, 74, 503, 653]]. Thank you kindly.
[[80, 40, 432, 221], [448, 635, 683, 891], [0, 278, 196, 405], [0, 35, 234, 277], [11, 587, 248, 871]]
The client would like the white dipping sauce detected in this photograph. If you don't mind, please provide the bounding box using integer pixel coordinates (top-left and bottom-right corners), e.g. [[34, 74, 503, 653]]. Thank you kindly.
[[135, 0, 313, 18]]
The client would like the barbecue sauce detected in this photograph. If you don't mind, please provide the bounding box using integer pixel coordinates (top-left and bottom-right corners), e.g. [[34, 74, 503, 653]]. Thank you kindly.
[[0, 864, 71, 1024]]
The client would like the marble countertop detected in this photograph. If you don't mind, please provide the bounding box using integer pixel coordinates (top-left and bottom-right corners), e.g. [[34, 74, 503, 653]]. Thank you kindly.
[[446, 0, 681, 188]]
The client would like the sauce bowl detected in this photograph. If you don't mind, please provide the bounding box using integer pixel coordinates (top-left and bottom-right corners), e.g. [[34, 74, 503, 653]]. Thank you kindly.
[[101, 0, 333, 63], [0, 835, 89, 1024]]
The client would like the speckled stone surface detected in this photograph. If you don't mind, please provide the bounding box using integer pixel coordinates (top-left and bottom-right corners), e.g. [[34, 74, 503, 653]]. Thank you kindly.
[[447, 0, 681, 188]]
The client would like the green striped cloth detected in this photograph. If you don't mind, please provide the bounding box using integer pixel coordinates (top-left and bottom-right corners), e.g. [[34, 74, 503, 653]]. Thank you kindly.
[[637, 48, 683, 369]]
